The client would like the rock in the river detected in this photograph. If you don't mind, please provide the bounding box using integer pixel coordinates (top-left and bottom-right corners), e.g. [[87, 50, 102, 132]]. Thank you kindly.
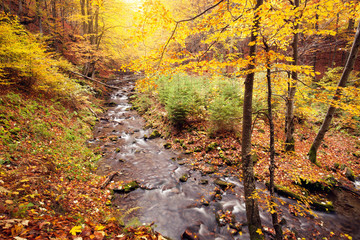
[[113, 181, 139, 193], [106, 102, 117, 107], [199, 179, 208, 185], [180, 173, 189, 182], [181, 226, 200, 240], [108, 135, 119, 141], [200, 165, 216, 175], [214, 178, 235, 190], [215, 210, 235, 226], [164, 143, 172, 149]]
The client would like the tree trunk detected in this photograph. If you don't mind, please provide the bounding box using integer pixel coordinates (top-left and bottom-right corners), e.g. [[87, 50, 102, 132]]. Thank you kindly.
[[241, 0, 264, 239], [80, 0, 87, 35], [18, 0, 23, 15], [51, 0, 56, 19], [285, 0, 299, 152], [36, 0, 43, 34], [309, 20, 360, 164], [265, 44, 283, 240]]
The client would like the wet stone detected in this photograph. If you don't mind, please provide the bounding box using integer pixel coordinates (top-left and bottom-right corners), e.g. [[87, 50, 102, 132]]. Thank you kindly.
[[199, 179, 208, 185], [148, 130, 161, 139], [106, 102, 117, 107], [180, 173, 189, 182], [181, 226, 200, 240], [108, 135, 119, 141], [113, 181, 139, 193], [214, 178, 235, 190], [164, 143, 172, 149]]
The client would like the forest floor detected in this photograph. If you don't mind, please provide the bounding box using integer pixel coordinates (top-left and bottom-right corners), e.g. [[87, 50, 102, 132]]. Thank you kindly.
[[0, 86, 165, 240]]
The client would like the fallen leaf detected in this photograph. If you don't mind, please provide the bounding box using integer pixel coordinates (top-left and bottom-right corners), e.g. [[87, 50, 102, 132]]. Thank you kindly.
[[69, 225, 82, 236], [0, 186, 10, 194]]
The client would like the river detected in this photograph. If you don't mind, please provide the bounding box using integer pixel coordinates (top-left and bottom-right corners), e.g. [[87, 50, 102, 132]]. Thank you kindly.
[[89, 76, 360, 240]]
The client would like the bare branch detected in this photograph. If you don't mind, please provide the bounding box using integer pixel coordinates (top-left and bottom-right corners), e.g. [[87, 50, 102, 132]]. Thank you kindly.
[[157, 0, 226, 68]]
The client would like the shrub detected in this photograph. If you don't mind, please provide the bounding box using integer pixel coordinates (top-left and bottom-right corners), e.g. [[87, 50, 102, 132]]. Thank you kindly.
[[0, 13, 88, 103], [208, 78, 243, 132]]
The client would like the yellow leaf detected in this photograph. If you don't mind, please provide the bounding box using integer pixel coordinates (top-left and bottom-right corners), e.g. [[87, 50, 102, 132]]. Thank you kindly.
[[256, 228, 263, 235], [95, 225, 105, 231], [69, 225, 82, 236]]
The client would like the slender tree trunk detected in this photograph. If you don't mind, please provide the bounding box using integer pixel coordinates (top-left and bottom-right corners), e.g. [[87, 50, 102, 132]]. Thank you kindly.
[[309, 20, 360, 164], [265, 44, 283, 240], [51, 0, 56, 19], [285, 0, 299, 152], [36, 0, 43, 34], [329, 13, 339, 68], [80, 0, 87, 35], [312, 6, 319, 81], [18, 0, 23, 15], [241, 0, 264, 239]]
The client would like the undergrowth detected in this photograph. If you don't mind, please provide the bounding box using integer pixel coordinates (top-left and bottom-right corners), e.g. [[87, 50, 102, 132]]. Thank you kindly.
[[134, 73, 261, 134], [0, 90, 154, 239]]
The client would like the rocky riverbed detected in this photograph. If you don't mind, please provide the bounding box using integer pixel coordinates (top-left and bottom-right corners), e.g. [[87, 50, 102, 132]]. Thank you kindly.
[[89, 75, 360, 240]]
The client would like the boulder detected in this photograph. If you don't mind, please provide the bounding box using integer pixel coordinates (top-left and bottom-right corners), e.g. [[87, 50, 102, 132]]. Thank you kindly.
[[214, 178, 235, 190], [179, 174, 189, 182], [345, 167, 355, 182], [148, 130, 161, 139], [113, 181, 139, 193]]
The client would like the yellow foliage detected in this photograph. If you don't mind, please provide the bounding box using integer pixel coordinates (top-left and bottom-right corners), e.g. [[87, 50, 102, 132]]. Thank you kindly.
[[0, 13, 87, 102]]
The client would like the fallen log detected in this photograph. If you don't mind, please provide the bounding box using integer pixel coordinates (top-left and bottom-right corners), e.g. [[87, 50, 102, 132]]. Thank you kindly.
[[69, 71, 121, 90]]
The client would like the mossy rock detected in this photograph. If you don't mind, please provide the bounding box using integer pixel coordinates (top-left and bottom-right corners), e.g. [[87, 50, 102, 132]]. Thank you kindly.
[[199, 179, 208, 185], [106, 102, 117, 107], [193, 147, 202, 152], [115, 148, 121, 153], [200, 166, 216, 175], [272, 183, 334, 212], [340, 164, 347, 171], [108, 135, 119, 141], [296, 177, 332, 193], [311, 200, 334, 212], [164, 143, 172, 149], [345, 167, 355, 182], [205, 142, 218, 153], [251, 154, 258, 164], [352, 151, 360, 158], [272, 184, 302, 201], [148, 130, 161, 139], [214, 178, 235, 190], [9, 127, 21, 135], [113, 181, 139, 193], [225, 158, 236, 166], [179, 174, 189, 182]]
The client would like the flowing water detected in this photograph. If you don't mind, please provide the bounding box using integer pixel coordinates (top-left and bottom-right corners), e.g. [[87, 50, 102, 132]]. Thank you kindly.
[[89, 76, 360, 240]]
